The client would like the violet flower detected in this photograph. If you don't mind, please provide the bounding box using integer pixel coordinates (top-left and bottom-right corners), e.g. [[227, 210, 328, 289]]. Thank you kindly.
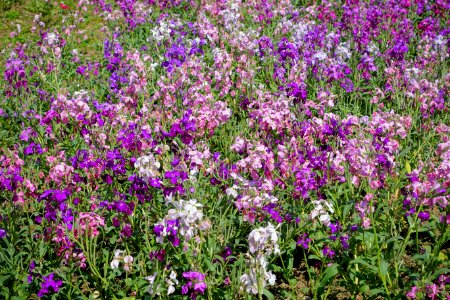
[[37, 273, 62, 297], [297, 233, 311, 249], [182, 271, 207, 300]]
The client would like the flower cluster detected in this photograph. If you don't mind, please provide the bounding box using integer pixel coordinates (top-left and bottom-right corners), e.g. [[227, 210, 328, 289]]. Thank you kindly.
[[135, 153, 161, 180], [182, 271, 207, 300], [154, 198, 203, 246], [110, 250, 134, 272], [241, 223, 280, 295]]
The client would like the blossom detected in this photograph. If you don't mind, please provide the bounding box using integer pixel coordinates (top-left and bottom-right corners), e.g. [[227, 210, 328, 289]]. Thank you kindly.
[[248, 223, 280, 256], [110, 249, 126, 269], [182, 271, 207, 300], [240, 255, 276, 295], [37, 273, 62, 297], [166, 271, 178, 295], [297, 233, 311, 249], [154, 198, 204, 245], [406, 286, 419, 299], [135, 153, 160, 180], [310, 200, 334, 226], [145, 272, 159, 295]]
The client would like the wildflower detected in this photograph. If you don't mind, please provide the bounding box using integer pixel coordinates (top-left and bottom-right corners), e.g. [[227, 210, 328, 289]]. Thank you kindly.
[[340, 235, 350, 250], [240, 255, 276, 295], [110, 249, 125, 269], [426, 283, 439, 299], [182, 271, 207, 300], [123, 255, 134, 272], [406, 286, 419, 299], [145, 272, 159, 295], [311, 200, 334, 226], [149, 249, 166, 261], [248, 223, 280, 256], [0, 228, 6, 238], [166, 270, 178, 295], [154, 198, 204, 246], [37, 273, 62, 297], [224, 277, 231, 285], [297, 233, 311, 249], [418, 211, 430, 221], [135, 153, 160, 180], [322, 246, 335, 259]]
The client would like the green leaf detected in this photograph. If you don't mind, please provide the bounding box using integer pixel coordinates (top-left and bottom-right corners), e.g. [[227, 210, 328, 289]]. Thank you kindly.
[[349, 258, 378, 273], [405, 161, 411, 173], [369, 288, 386, 296], [359, 285, 370, 293], [379, 260, 389, 278], [318, 264, 338, 288], [0, 275, 11, 285], [263, 289, 275, 300], [385, 236, 404, 244]]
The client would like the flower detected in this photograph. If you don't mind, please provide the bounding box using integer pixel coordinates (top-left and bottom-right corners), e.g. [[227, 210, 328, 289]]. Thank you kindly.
[[110, 249, 126, 269], [145, 272, 159, 295], [37, 273, 62, 297], [182, 271, 207, 300], [240, 255, 276, 295], [310, 200, 334, 226], [406, 286, 419, 299], [322, 246, 335, 259], [248, 223, 280, 256], [297, 233, 311, 249], [110, 259, 120, 269], [0, 228, 6, 238], [135, 153, 160, 180], [166, 270, 178, 295], [418, 211, 430, 221]]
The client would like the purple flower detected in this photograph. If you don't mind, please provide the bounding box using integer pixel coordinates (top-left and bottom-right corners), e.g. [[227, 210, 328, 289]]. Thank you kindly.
[[340, 235, 349, 250], [37, 273, 62, 297], [329, 222, 341, 234], [406, 286, 418, 299], [153, 224, 164, 236], [322, 246, 335, 259], [182, 271, 207, 300], [0, 228, 6, 238], [121, 223, 133, 238], [297, 233, 311, 249], [418, 211, 430, 221], [149, 249, 166, 261], [194, 282, 207, 294]]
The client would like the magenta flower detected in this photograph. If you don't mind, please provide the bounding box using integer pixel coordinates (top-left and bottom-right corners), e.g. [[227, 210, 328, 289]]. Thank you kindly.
[[406, 286, 419, 299], [37, 273, 62, 297], [297, 233, 311, 249], [418, 211, 430, 221], [182, 271, 207, 300]]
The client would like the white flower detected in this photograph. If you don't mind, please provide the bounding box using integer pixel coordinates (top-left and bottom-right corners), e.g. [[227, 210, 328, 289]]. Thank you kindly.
[[248, 223, 280, 256], [135, 153, 160, 180], [155, 198, 204, 244], [310, 200, 334, 226], [240, 255, 277, 295], [166, 271, 178, 295], [110, 259, 120, 269], [226, 185, 239, 198], [114, 249, 125, 259], [123, 255, 134, 264], [145, 272, 160, 295], [47, 33, 58, 46]]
